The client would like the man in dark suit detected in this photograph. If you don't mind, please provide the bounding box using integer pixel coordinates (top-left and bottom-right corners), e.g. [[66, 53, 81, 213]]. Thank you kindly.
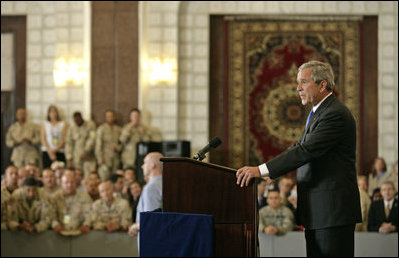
[[368, 181, 398, 233], [236, 60, 362, 257], [257, 178, 268, 210]]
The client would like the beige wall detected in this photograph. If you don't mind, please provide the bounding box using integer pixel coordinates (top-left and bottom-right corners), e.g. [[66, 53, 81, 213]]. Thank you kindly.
[[1, 1, 397, 168], [1, 1, 91, 124]]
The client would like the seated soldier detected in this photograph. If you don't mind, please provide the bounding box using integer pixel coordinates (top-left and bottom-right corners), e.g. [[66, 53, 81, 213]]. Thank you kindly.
[[75, 168, 85, 191], [84, 178, 100, 202], [90, 181, 131, 232], [259, 189, 295, 236], [25, 163, 42, 183], [51, 173, 92, 234], [356, 176, 371, 232], [110, 174, 127, 199], [1, 196, 8, 230], [12, 165, 46, 200], [1, 166, 19, 195], [88, 171, 101, 185], [9, 178, 52, 233], [40, 168, 60, 200], [1, 166, 19, 231], [51, 161, 65, 186], [17, 168, 29, 188], [357, 175, 369, 194]]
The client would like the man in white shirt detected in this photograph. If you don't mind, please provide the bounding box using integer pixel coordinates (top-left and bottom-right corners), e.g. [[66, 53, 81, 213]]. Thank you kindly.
[[128, 152, 163, 237]]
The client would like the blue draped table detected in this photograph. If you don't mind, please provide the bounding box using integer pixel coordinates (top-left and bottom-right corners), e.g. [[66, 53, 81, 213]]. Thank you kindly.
[[140, 212, 214, 257]]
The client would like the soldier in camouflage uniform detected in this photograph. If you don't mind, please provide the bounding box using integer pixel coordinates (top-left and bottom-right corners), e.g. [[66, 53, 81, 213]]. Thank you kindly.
[[95, 110, 122, 181], [119, 108, 154, 169], [9, 168, 60, 217], [84, 178, 100, 202], [25, 163, 41, 180], [90, 181, 131, 232], [17, 168, 29, 188], [1, 189, 16, 231], [1, 166, 19, 230], [8, 178, 52, 233], [52, 173, 92, 233], [259, 190, 294, 236], [1, 196, 8, 230], [39, 168, 60, 202], [1, 165, 19, 195], [65, 112, 96, 178], [6, 108, 41, 168]]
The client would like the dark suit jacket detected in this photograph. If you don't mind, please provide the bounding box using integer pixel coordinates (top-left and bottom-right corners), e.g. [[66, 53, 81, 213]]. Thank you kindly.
[[367, 199, 398, 232], [266, 94, 362, 230], [257, 196, 267, 210]]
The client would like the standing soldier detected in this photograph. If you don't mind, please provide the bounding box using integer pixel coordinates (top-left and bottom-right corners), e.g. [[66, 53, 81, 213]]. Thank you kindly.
[[9, 178, 52, 233], [119, 108, 153, 169], [90, 181, 131, 232], [65, 112, 96, 178], [6, 108, 41, 168], [95, 110, 122, 181]]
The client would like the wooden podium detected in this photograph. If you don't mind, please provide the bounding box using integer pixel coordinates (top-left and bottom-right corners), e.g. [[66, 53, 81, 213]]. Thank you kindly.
[[161, 157, 258, 257]]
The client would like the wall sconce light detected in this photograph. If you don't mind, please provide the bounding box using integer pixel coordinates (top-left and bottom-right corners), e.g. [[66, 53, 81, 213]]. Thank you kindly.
[[144, 57, 177, 85], [53, 57, 86, 87]]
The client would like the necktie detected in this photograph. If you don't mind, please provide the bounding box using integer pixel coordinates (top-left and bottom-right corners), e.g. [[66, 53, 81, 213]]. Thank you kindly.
[[305, 110, 314, 128], [385, 204, 390, 219]]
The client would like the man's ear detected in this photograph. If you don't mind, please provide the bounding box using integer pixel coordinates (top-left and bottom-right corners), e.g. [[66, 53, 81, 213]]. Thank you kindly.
[[319, 80, 328, 93]]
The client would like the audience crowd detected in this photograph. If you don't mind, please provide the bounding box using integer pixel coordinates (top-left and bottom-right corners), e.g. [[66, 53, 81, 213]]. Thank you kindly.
[[1, 106, 161, 236], [257, 157, 398, 236], [1, 106, 398, 237]]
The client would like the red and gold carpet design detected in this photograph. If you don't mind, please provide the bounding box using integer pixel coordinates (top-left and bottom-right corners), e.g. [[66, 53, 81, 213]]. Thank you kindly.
[[228, 19, 360, 169]]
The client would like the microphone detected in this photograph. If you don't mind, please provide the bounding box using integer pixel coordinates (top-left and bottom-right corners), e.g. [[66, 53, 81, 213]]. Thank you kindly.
[[193, 137, 222, 161]]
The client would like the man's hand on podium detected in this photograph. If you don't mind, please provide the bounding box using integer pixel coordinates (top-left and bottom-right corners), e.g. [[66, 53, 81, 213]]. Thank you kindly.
[[236, 166, 261, 187]]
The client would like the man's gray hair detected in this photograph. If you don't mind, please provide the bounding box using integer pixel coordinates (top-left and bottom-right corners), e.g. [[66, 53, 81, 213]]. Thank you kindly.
[[298, 60, 335, 92], [381, 180, 396, 190]]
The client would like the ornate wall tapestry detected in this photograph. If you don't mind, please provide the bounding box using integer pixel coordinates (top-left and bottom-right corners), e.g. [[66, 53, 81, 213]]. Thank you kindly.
[[228, 18, 361, 170]]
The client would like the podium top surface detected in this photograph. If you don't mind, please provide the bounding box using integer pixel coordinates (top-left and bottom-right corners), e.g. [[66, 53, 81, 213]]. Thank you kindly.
[[160, 157, 237, 175]]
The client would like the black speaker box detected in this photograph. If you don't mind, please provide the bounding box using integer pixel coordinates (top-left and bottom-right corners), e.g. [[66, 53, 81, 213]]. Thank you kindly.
[[134, 141, 191, 184], [162, 140, 190, 157]]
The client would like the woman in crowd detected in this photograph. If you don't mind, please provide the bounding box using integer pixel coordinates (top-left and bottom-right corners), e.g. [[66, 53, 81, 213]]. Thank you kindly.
[[127, 180, 143, 223], [368, 157, 389, 197], [41, 105, 67, 168]]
